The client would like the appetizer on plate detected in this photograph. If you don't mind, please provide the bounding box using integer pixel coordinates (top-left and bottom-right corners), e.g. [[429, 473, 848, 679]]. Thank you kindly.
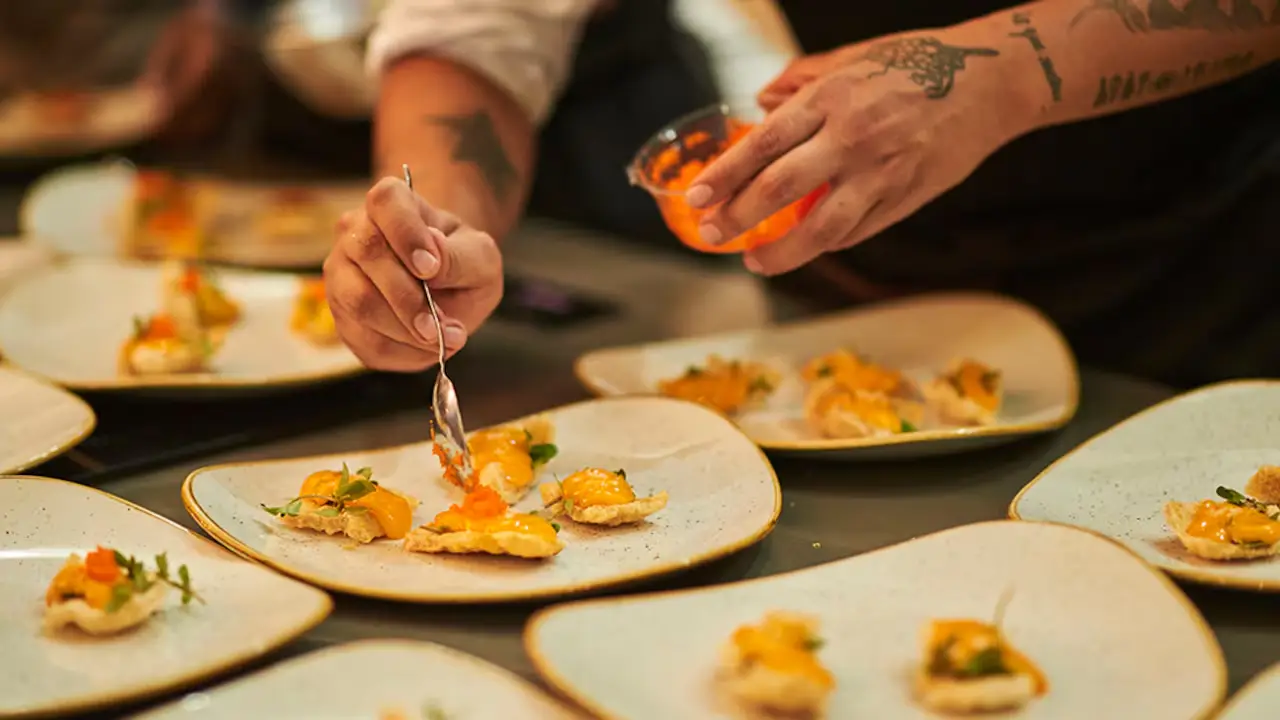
[[44, 546, 202, 636], [657, 354, 780, 416], [1245, 464, 1280, 503], [404, 486, 564, 559], [540, 467, 667, 526], [802, 349, 924, 439], [255, 188, 335, 243], [118, 311, 214, 376], [262, 464, 418, 544], [433, 416, 558, 504], [163, 261, 241, 330], [914, 598, 1047, 714], [923, 358, 1004, 426], [125, 170, 204, 260], [291, 277, 339, 345], [1164, 483, 1280, 561], [717, 611, 834, 717]]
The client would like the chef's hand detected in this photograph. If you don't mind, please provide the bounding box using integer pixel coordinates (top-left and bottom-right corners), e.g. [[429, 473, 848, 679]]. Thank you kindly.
[[324, 177, 503, 371], [687, 35, 1028, 276]]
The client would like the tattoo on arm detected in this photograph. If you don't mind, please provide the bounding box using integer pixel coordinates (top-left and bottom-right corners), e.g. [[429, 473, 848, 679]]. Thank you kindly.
[[1010, 13, 1064, 102], [858, 37, 1001, 99], [1093, 51, 1255, 107], [1072, 0, 1277, 32], [424, 111, 519, 204]]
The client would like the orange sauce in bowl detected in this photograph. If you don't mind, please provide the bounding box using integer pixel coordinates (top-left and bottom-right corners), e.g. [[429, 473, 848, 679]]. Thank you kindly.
[[644, 121, 827, 253]]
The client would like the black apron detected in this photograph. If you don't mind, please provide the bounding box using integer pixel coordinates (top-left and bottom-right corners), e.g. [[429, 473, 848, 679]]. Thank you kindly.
[[774, 0, 1280, 388]]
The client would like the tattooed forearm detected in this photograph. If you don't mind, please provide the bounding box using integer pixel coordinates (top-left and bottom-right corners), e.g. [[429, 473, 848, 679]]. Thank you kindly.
[[1009, 13, 1064, 102], [858, 37, 1001, 99], [1093, 51, 1254, 107], [1072, 0, 1278, 32], [424, 111, 519, 204]]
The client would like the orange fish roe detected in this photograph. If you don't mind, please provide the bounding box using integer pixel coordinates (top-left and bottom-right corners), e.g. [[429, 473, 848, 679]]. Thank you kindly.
[[645, 121, 826, 253]]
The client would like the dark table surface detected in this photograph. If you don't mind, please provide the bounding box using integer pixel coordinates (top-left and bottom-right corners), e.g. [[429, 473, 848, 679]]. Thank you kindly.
[[5, 219, 1277, 717]]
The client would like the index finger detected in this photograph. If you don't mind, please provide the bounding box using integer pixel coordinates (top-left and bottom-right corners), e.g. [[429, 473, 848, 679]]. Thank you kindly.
[[364, 176, 462, 280], [685, 104, 823, 210]]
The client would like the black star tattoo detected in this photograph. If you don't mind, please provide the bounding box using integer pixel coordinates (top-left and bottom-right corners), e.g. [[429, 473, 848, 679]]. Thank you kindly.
[[859, 37, 1001, 99], [425, 111, 518, 204]]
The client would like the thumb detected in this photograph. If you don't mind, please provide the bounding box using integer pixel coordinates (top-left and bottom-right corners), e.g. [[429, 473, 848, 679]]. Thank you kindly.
[[422, 225, 503, 291]]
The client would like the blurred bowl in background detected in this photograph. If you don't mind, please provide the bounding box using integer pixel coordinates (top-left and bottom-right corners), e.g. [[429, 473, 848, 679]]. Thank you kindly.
[[627, 103, 825, 254], [263, 0, 385, 119]]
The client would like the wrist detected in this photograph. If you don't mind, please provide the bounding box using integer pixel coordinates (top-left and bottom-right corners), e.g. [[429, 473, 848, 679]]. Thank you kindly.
[[941, 18, 1048, 142]]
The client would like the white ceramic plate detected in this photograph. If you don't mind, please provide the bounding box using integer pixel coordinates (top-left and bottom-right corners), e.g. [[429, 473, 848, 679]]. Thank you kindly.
[[133, 639, 584, 719], [525, 520, 1225, 720], [0, 476, 333, 719], [183, 396, 781, 603], [0, 366, 96, 474], [0, 241, 55, 297], [574, 292, 1079, 459], [21, 162, 361, 268], [1010, 380, 1280, 592], [1216, 662, 1280, 719], [0, 257, 363, 392]]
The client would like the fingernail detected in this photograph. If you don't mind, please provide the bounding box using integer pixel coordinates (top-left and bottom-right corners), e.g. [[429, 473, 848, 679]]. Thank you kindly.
[[443, 322, 468, 350], [697, 223, 723, 245], [412, 249, 439, 278], [744, 255, 765, 274], [414, 312, 437, 340], [686, 184, 713, 208]]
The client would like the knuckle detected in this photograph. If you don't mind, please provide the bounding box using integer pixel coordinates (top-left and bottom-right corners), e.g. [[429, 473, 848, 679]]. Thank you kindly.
[[334, 210, 356, 235], [329, 277, 379, 320], [343, 226, 385, 263], [750, 123, 785, 157], [389, 282, 425, 316], [365, 177, 401, 210], [757, 170, 796, 206]]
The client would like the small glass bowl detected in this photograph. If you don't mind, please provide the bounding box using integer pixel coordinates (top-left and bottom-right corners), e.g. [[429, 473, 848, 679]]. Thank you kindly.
[[626, 104, 825, 254]]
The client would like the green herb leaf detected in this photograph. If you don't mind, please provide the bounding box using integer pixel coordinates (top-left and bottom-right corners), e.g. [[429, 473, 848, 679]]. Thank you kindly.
[[261, 498, 304, 517], [562, 498, 575, 513], [155, 553, 170, 580], [316, 506, 342, 517], [551, 522, 561, 533], [335, 478, 376, 503], [529, 443, 558, 467], [1217, 486, 1252, 506], [132, 316, 147, 338], [816, 364, 833, 378], [900, 419, 917, 433], [685, 365, 703, 377], [104, 582, 134, 613], [748, 376, 774, 394], [958, 646, 1007, 677], [804, 636, 825, 651]]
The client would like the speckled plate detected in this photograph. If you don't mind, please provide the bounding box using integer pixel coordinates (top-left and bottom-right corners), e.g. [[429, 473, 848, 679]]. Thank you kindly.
[[574, 292, 1079, 459], [0, 241, 54, 297], [0, 476, 332, 719], [1010, 380, 1280, 592], [0, 366, 96, 474], [1216, 662, 1280, 719], [183, 396, 781, 603], [21, 161, 360, 268], [525, 521, 1224, 720], [133, 639, 584, 719], [0, 256, 363, 392]]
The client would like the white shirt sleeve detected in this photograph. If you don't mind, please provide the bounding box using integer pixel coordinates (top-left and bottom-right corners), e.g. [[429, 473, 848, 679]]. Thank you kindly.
[[366, 0, 598, 126]]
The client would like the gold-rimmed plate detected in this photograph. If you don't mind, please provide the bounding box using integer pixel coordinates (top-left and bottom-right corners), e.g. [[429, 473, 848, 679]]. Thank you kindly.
[[0, 366, 96, 474], [524, 520, 1225, 720], [1216, 662, 1280, 719], [0, 256, 363, 393], [574, 292, 1079, 459], [0, 476, 332, 719], [1010, 380, 1280, 592], [182, 396, 781, 603], [134, 639, 585, 719]]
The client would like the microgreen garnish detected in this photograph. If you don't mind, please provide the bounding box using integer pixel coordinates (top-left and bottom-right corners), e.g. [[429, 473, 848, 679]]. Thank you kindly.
[[1215, 486, 1275, 517], [816, 364, 833, 378], [748, 376, 774, 393], [551, 522, 561, 533], [804, 636, 825, 651], [927, 589, 1015, 680], [529, 443, 558, 467], [562, 497, 575, 513], [104, 551, 204, 612], [900, 419, 917, 433], [261, 464, 377, 517], [685, 365, 704, 377], [131, 316, 148, 338]]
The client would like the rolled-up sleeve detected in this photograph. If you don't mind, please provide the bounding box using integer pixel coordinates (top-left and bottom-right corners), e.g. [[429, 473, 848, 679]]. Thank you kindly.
[[367, 0, 597, 126]]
